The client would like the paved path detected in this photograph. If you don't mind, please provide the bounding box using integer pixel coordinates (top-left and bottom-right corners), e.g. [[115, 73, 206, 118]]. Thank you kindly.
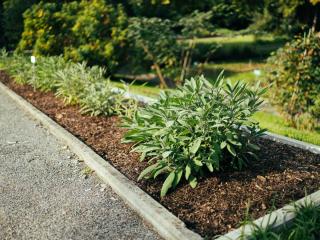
[[0, 89, 160, 240]]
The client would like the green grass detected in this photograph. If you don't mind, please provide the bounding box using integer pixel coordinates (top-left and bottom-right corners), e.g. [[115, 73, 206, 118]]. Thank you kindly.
[[253, 112, 320, 146], [111, 81, 161, 98], [190, 34, 288, 61], [201, 61, 266, 86], [193, 34, 282, 44]]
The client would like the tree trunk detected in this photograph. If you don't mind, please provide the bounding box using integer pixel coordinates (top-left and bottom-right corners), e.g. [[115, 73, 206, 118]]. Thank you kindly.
[[153, 63, 168, 88]]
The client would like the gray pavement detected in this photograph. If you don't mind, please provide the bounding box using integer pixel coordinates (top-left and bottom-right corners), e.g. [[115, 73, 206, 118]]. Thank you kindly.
[[0, 89, 161, 240]]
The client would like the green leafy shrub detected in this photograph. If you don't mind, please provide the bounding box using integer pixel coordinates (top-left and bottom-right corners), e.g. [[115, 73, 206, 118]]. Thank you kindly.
[[123, 74, 266, 197], [1, 53, 137, 117], [17, 2, 62, 55], [3, 54, 32, 85], [17, 0, 128, 73], [266, 31, 320, 130], [54, 62, 104, 105], [210, 0, 254, 30], [29, 56, 68, 92], [79, 81, 137, 117], [247, 202, 320, 240], [63, 0, 128, 71]]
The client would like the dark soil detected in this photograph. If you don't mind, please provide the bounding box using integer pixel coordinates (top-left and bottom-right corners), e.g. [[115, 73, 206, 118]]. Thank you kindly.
[[1, 70, 320, 238]]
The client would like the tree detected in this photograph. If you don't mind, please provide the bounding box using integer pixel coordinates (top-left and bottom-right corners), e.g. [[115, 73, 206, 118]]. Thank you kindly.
[[310, 0, 320, 32], [65, 0, 128, 71], [128, 17, 178, 88], [16, 2, 62, 55], [2, 0, 40, 49], [177, 10, 215, 82]]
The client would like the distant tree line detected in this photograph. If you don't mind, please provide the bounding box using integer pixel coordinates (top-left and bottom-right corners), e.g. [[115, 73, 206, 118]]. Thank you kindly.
[[1, 0, 319, 49]]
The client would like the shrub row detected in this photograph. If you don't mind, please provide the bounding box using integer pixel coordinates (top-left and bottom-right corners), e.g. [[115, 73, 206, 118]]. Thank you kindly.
[[0, 52, 137, 117], [0, 52, 267, 197]]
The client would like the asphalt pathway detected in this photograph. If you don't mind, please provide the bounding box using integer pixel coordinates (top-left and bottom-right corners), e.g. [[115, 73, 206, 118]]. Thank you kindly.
[[0, 88, 161, 240]]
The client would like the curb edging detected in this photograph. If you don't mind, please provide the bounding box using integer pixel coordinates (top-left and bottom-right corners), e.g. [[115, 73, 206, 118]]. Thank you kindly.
[[0, 82, 202, 240], [216, 190, 320, 240], [262, 131, 320, 154]]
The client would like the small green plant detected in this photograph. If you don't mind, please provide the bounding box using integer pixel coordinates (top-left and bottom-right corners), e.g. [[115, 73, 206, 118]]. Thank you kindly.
[[284, 202, 320, 240], [79, 80, 138, 117], [82, 166, 94, 178], [29, 56, 68, 92], [54, 62, 105, 105], [4, 54, 32, 85], [123, 74, 266, 197]]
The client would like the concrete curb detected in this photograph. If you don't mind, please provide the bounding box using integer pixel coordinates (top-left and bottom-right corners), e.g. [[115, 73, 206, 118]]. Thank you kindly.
[[216, 190, 320, 240], [262, 131, 320, 154], [0, 82, 202, 240]]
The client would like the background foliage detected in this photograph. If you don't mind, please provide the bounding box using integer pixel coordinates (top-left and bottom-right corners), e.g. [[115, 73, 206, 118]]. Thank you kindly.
[[266, 31, 320, 130]]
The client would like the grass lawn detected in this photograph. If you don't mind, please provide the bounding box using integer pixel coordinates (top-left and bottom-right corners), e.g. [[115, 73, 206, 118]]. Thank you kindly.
[[193, 34, 286, 44], [190, 34, 287, 61], [253, 112, 320, 146], [201, 61, 266, 85], [111, 81, 161, 98]]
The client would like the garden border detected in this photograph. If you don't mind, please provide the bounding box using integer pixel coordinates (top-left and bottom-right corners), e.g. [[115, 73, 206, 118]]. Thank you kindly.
[[216, 190, 320, 240], [125, 92, 320, 239], [0, 81, 202, 240], [1, 81, 320, 240]]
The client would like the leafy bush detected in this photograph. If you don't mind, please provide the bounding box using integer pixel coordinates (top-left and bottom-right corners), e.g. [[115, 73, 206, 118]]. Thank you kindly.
[[29, 56, 68, 92], [17, 0, 128, 73], [210, 0, 255, 30], [17, 2, 63, 55], [1, 53, 138, 117], [266, 31, 320, 129], [54, 62, 105, 105], [2, 54, 32, 85], [247, 202, 320, 240], [64, 1, 128, 71], [79, 81, 137, 117], [123, 74, 266, 197]]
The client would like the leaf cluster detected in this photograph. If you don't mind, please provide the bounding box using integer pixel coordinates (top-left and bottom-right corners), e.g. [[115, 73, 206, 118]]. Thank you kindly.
[[123, 74, 266, 196]]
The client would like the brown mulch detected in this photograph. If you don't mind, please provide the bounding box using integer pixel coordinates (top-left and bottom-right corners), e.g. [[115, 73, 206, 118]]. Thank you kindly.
[[1, 70, 319, 238]]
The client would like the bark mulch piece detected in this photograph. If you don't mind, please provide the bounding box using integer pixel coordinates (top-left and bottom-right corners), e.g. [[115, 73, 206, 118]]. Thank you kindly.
[[1, 70, 319, 238]]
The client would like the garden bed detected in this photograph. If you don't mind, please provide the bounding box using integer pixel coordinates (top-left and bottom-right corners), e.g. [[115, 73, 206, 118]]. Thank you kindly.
[[1, 70, 319, 238]]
